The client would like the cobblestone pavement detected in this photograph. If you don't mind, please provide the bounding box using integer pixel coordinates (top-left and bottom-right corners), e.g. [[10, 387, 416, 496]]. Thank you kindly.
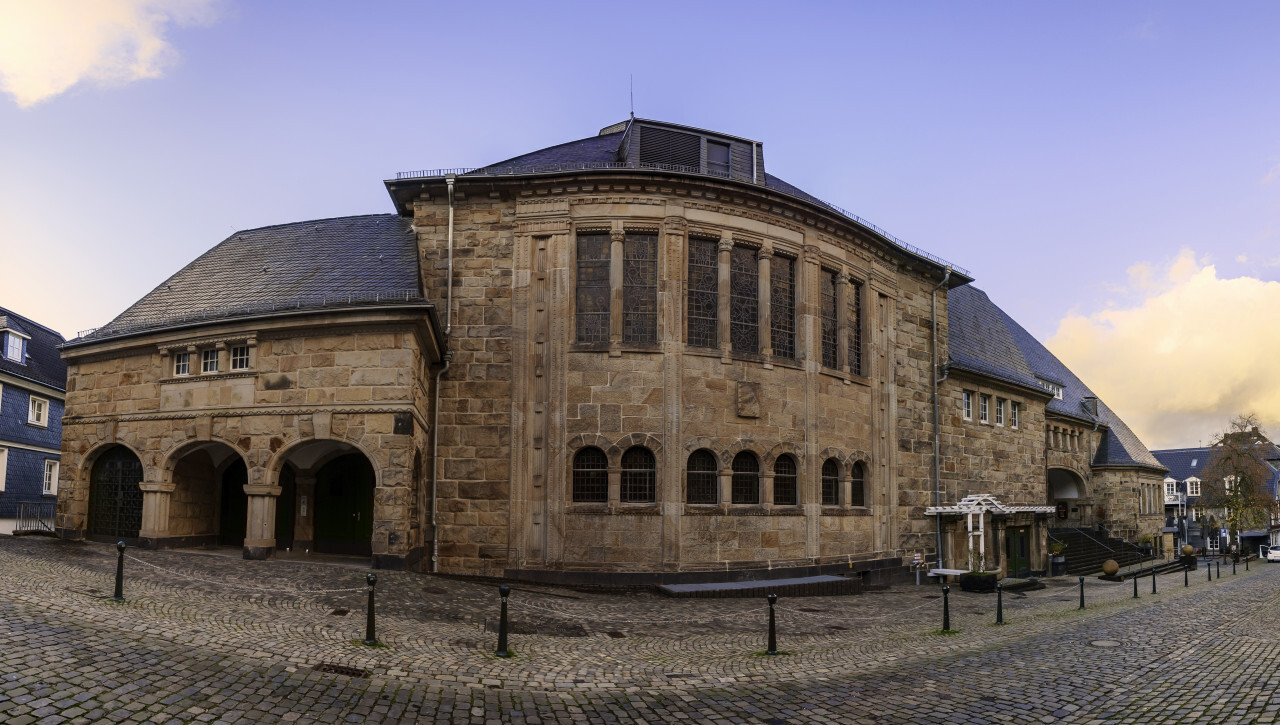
[[2, 537, 1278, 724]]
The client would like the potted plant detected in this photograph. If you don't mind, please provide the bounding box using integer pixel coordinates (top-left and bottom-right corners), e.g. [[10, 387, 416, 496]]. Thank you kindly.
[[1048, 541, 1067, 575], [1048, 542, 1067, 558], [1138, 534, 1154, 556]]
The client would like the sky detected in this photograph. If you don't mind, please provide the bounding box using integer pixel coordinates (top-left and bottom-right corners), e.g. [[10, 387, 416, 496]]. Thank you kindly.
[[2, 1, 1278, 450]]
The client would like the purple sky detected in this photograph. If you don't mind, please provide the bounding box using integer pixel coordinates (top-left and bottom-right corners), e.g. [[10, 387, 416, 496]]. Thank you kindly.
[[3, 1, 1278, 448]]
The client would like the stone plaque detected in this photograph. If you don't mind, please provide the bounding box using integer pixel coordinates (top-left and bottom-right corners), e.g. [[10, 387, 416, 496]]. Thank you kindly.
[[736, 382, 761, 419]]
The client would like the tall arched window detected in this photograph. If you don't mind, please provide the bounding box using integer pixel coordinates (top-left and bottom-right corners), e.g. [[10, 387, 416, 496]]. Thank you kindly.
[[686, 449, 718, 504], [850, 460, 867, 507], [620, 447, 656, 503], [572, 447, 608, 503], [773, 455, 798, 506], [821, 458, 840, 506], [731, 451, 760, 504]]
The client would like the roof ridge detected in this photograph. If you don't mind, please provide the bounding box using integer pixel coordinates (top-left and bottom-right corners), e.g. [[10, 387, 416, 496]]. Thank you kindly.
[[482, 131, 624, 169], [0, 306, 65, 340], [227, 213, 399, 237]]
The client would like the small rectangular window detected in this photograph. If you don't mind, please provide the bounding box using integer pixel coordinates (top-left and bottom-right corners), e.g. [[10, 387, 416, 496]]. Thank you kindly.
[[1188, 479, 1201, 497], [4, 333, 22, 362], [230, 345, 250, 370], [174, 352, 190, 376], [962, 391, 973, 420], [995, 397, 1005, 426], [1165, 480, 1176, 497], [201, 349, 218, 373], [707, 141, 731, 177], [43, 460, 58, 495], [28, 396, 47, 426], [0, 448, 7, 491], [1010, 401, 1020, 428], [979, 394, 990, 424]]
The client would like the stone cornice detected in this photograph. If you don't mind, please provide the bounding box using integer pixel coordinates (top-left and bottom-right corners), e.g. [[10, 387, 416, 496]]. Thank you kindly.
[[63, 403, 429, 431]]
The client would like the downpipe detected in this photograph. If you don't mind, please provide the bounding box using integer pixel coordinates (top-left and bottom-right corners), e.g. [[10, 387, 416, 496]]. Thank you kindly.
[[430, 175, 457, 574], [931, 266, 952, 568]]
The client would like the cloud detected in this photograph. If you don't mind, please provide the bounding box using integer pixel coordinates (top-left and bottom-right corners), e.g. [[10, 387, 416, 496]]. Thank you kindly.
[[0, 0, 218, 108], [1264, 162, 1280, 185], [1047, 250, 1280, 450]]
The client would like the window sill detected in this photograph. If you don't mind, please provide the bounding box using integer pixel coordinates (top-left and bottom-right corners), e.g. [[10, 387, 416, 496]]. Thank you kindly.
[[160, 371, 258, 384], [820, 506, 872, 516]]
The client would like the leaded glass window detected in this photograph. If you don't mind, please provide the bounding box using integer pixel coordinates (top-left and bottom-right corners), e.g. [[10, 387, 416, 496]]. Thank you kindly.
[[687, 238, 718, 348], [686, 450, 718, 504], [820, 269, 838, 368], [731, 451, 760, 504], [850, 461, 866, 507], [821, 459, 840, 506], [623, 232, 657, 344], [575, 233, 611, 344], [620, 447, 656, 503], [730, 246, 758, 354], [770, 254, 795, 359], [572, 447, 608, 503], [773, 455, 798, 506], [848, 279, 864, 375]]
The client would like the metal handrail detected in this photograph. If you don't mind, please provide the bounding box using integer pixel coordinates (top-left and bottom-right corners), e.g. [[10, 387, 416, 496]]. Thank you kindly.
[[392, 162, 969, 277], [14, 502, 55, 535], [72, 290, 426, 342]]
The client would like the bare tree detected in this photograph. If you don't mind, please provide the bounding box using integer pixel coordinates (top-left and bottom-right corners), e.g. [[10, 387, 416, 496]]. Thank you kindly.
[[1197, 414, 1278, 555]]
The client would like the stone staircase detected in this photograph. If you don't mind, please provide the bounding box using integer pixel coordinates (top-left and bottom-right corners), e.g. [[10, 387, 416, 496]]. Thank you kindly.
[[1050, 527, 1157, 576]]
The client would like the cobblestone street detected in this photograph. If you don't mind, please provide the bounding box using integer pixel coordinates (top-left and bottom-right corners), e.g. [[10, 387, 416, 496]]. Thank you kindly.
[[2, 536, 1277, 724]]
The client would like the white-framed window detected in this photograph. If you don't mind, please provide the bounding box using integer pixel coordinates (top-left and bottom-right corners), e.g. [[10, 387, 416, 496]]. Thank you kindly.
[[979, 394, 990, 424], [1165, 478, 1177, 497], [201, 349, 218, 374], [43, 460, 58, 495], [4, 332, 22, 362], [1010, 401, 1020, 428], [1225, 475, 1236, 494], [28, 395, 47, 426], [174, 352, 190, 376], [995, 397, 1005, 426], [1207, 536, 1220, 553], [0, 448, 7, 492], [230, 345, 249, 370], [962, 391, 973, 420], [1187, 478, 1201, 497]]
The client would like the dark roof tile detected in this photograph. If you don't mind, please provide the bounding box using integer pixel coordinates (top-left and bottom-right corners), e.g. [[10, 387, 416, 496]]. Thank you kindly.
[[0, 308, 66, 391]]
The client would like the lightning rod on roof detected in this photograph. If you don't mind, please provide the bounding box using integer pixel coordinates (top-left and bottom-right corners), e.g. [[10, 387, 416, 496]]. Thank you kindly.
[[630, 74, 634, 119]]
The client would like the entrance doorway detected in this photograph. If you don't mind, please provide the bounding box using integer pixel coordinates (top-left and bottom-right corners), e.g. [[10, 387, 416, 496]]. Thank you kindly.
[[218, 459, 248, 546], [89, 446, 144, 541], [1005, 526, 1031, 577], [314, 453, 374, 555]]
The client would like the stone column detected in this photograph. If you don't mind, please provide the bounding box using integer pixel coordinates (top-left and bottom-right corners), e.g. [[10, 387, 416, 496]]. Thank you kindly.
[[757, 247, 773, 360], [293, 473, 316, 552], [761, 471, 775, 509], [719, 467, 732, 512], [243, 484, 281, 560], [607, 467, 621, 511], [609, 229, 624, 357], [138, 480, 175, 548], [717, 236, 733, 360], [215, 341, 228, 374]]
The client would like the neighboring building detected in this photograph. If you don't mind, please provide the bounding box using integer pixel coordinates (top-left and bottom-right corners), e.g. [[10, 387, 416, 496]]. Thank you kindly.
[[0, 308, 66, 535], [1153, 434, 1280, 556], [56, 117, 1165, 583]]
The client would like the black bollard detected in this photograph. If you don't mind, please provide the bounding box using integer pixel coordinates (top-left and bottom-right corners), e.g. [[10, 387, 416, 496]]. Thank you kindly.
[[942, 585, 951, 631], [1216, 561, 1220, 579], [112, 541, 126, 602], [995, 581, 1004, 625], [1184, 564, 1189, 587], [1208, 561, 1212, 582], [363, 573, 378, 646], [1133, 571, 1139, 599], [766, 593, 778, 655], [1152, 567, 1157, 594], [1078, 575, 1085, 610], [496, 584, 511, 658], [1233, 559, 1237, 575], [1246, 557, 1249, 571]]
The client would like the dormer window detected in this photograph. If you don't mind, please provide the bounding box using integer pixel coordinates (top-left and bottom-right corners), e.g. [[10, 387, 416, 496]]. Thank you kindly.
[[3, 332, 22, 362], [707, 141, 731, 177]]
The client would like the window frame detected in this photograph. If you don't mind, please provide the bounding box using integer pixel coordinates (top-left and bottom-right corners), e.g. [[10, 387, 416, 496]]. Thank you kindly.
[[1010, 401, 1020, 429], [619, 446, 656, 503], [230, 345, 250, 371], [962, 391, 973, 421], [772, 455, 798, 506], [979, 394, 990, 424], [1187, 478, 1201, 497], [173, 352, 190, 376], [849, 460, 867, 507], [685, 449, 719, 504], [821, 458, 840, 506], [571, 447, 609, 503], [706, 140, 732, 177], [731, 451, 760, 505], [0, 448, 7, 492], [819, 268, 838, 369], [200, 349, 219, 374], [28, 395, 48, 427], [3, 332, 23, 362], [574, 231, 612, 345], [995, 397, 1005, 426], [43, 459, 58, 495], [686, 237, 719, 349]]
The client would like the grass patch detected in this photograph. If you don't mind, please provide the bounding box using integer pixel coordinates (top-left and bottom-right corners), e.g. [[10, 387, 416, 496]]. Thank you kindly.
[[350, 639, 389, 649]]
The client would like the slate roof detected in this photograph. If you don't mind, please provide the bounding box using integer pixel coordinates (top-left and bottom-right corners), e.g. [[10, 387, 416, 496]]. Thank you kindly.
[[76, 215, 421, 343], [948, 285, 1165, 471], [0, 307, 67, 391], [1154, 445, 1280, 500]]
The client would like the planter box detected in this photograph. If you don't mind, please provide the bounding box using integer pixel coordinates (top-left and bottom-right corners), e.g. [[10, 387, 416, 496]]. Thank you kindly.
[[958, 572, 998, 592]]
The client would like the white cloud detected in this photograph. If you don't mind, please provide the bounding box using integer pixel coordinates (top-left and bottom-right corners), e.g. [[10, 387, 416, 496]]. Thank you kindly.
[[1047, 250, 1280, 450], [0, 0, 218, 108]]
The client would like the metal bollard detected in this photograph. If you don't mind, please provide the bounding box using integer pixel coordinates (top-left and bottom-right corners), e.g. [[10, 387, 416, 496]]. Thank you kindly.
[[496, 584, 511, 658], [1078, 575, 1085, 610], [1208, 561, 1212, 582], [1217, 561, 1220, 579], [363, 573, 378, 646], [995, 581, 1004, 625], [942, 585, 951, 631], [766, 593, 778, 655], [1133, 571, 1139, 599], [112, 541, 126, 602], [1152, 567, 1157, 594], [1233, 559, 1237, 575], [1184, 564, 1188, 587], [1246, 557, 1249, 571]]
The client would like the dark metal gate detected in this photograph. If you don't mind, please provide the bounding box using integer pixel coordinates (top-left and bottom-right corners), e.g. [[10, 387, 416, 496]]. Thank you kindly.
[[89, 447, 143, 540]]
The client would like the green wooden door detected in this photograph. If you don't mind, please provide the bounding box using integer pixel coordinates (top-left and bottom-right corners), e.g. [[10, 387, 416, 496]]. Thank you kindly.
[[1006, 527, 1031, 577], [314, 454, 374, 556]]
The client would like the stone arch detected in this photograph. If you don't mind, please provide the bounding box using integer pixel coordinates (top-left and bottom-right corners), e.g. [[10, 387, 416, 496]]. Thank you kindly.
[[266, 435, 383, 489], [77, 439, 151, 485], [720, 440, 764, 469], [566, 434, 617, 467], [160, 437, 250, 548], [159, 436, 248, 482], [763, 441, 804, 468], [816, 446, 845, 473], [615, 432, 663, 458], [1048, 467, 1087, 500]]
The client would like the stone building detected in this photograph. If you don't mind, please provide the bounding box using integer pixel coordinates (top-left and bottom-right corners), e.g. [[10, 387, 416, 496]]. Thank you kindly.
[[57, 117, 1165, 582]]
